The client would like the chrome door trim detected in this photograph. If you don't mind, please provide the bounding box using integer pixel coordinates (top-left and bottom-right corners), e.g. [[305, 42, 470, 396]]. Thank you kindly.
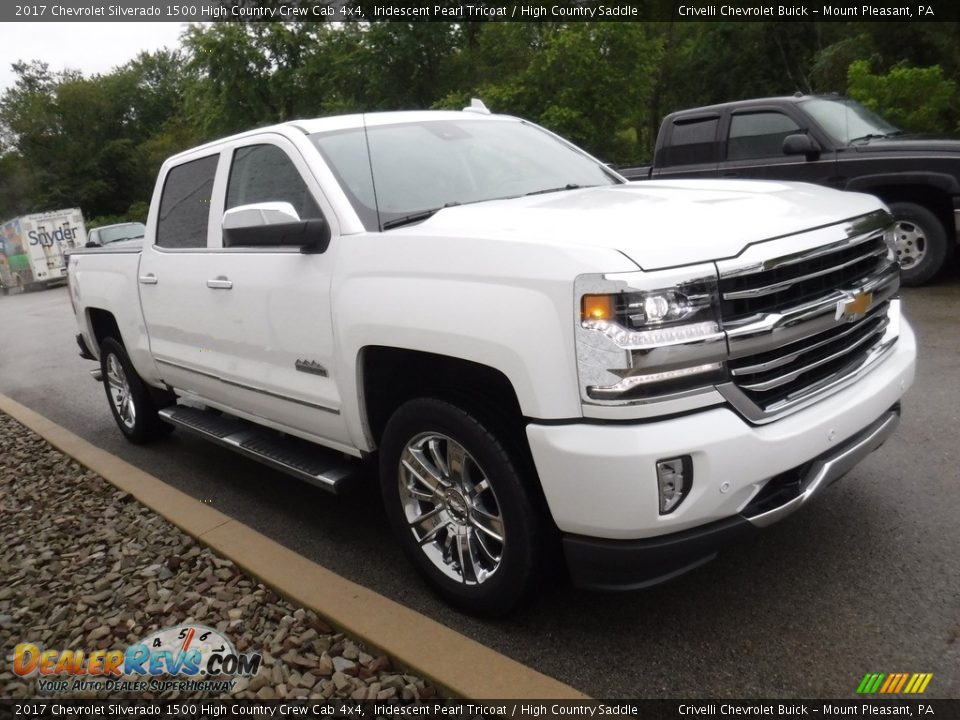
[[155, 358, 340, 415]]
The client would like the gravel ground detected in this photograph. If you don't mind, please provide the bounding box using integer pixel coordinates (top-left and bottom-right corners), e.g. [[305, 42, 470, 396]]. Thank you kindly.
[[0, 411, 438, 700]]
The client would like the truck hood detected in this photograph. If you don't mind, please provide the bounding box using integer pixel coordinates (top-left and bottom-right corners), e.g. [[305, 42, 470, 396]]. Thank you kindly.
[[406, 179, 884, 270], [852, 135, 960, 154]]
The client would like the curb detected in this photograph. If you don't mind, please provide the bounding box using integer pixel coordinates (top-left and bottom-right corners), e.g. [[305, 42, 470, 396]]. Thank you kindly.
[[0, 392, 587, 700]]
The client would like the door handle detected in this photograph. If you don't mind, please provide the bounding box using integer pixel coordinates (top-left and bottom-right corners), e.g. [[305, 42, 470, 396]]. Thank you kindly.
[[139, 274, 158, 285], [207, 277, 233, 290]]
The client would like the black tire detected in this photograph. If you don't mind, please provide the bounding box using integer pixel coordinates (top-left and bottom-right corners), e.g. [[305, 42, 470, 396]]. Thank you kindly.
[[888, 201, 951, 286], [100, 338, 174, 444], [379, 398, 547, 616]]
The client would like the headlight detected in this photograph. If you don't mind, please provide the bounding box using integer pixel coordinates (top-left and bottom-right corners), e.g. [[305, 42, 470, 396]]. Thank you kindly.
[[583, 288, 709, 328], [575, 264, 726, 404]]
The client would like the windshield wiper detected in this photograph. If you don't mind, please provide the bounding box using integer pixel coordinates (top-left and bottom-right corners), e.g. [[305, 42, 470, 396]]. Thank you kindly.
[[849, 133, 896, 145], [525, 183, 592, 196], [381, 202, 461, 231]]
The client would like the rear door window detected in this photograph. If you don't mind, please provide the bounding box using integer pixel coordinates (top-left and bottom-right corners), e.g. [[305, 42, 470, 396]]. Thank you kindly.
[[156, 155, 218, 249]]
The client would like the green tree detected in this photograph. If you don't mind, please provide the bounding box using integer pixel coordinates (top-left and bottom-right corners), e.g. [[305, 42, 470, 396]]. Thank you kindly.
[[184, 23, 276, 138], [355, 23, 462, 109], [437, 23, 663, 163], [847, 60, 958, 133], [5, 21, 960, 224], [0, 50, 190, 219]]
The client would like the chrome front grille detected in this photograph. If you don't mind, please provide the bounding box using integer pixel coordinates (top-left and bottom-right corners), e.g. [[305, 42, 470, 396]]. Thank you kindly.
[[719, 232, 889, 321], [728, 302, 889, 408], [715, 210, 901, 423]]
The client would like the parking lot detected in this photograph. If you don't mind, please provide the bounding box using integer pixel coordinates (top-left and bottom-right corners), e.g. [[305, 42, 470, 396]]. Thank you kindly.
[[1, 279, 957, 698]]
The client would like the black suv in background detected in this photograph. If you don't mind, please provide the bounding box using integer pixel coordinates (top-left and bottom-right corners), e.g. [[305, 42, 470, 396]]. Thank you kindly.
[[621, 95, 960, 285]]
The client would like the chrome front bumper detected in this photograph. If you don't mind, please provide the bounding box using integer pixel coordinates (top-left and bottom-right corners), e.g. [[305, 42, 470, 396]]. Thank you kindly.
[[742, 406, 901, 528], [562, 403, 903, 590]]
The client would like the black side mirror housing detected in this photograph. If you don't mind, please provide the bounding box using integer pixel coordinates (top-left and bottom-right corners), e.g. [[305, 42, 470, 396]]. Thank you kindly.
[[223, 218, 331, 253], [299, 219, 332, 254], [783, 133, 821, 160]]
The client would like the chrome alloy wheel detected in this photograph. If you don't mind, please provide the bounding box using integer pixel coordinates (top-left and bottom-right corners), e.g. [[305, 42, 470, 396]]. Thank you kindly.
[[893, 219, 927, 270], [105, 354, 136, 430], [398, 432, 505, 585]]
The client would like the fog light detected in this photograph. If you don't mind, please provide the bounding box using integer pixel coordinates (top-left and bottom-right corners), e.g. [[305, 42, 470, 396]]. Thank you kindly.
[[656, 456, 691, 515]]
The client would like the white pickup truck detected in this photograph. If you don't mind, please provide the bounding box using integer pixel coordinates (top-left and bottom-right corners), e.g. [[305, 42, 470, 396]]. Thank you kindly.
[[68, 105, 916, 614]]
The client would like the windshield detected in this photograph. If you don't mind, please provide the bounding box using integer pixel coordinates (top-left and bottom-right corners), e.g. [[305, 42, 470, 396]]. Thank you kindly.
[[97, 223, 146, 244], [310, 119, 620, 230], [800, 98, 900, 145]]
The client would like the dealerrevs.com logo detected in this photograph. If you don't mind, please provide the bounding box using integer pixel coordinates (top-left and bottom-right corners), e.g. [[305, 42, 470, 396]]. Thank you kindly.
[[12, 625, 262, 694], [857, 672, 934, 695]]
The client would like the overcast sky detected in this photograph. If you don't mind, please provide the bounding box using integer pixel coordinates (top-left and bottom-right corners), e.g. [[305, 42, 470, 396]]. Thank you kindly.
[[0, 23, 189, 95]]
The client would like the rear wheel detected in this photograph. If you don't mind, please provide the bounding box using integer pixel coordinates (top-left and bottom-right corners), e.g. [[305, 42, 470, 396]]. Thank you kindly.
[[100, 338, 173, 444], [888, 201, 951, 286], [379, 398, 546, 615]]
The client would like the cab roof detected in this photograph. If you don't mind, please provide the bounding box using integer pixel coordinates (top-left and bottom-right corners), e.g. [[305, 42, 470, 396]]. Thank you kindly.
[[666, 94, 846, 119]]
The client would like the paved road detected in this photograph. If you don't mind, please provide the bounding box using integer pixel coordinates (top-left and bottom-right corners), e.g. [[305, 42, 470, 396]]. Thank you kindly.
[[1, 281, 958, 698]]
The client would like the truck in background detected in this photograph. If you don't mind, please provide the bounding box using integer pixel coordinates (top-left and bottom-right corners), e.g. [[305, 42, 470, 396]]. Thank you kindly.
[[619, 94, 960, 286], [0, 208, 87, 292]]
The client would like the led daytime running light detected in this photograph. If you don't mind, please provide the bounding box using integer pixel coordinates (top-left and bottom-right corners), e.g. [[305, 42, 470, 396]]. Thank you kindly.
[[590, 362, 723, 395], [581, 319, 720, 348]]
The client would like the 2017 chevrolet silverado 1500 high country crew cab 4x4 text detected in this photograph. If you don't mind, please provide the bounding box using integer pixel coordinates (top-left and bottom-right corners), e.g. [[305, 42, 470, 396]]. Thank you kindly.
[[68, 105, 916, 614], [620, 94, 960, 286]]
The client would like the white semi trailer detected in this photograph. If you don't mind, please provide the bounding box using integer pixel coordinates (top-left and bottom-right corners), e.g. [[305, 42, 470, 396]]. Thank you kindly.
[[0, 208, 87, 290]]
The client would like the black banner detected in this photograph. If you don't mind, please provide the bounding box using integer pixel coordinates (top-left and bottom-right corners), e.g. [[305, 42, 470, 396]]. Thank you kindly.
[[0, 699, 955, 720], [2, 0, 958, 23]]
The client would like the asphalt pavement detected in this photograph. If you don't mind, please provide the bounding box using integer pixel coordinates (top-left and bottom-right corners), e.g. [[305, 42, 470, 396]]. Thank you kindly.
[[1, 280, 957, 699]]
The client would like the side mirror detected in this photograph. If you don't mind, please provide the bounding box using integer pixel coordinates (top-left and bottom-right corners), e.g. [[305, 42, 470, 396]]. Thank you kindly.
[[782, 133, 821, 159], [222, 202, 331, 253], [85, 241, 100, 248], [223, 201, 300, 228]]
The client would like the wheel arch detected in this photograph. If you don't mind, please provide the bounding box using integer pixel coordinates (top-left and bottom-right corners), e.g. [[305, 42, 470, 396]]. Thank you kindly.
[[87, 307, 171, 404], [85, 306, 123, 355], [845, 173, 957, 241], [359, 346, 526, 451], [359, 345, 557, 531]]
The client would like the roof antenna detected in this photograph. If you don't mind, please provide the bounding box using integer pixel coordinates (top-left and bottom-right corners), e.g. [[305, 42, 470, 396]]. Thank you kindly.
[[361, 114, 383, 232], [463, 98, 490, 115]]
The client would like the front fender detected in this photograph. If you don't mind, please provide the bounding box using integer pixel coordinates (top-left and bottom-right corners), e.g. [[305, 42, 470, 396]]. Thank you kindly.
[[331, 234, 636, 450], [845, 171, 960, 196]]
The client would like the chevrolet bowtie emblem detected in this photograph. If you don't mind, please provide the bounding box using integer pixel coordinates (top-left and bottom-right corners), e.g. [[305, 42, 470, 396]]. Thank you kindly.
[[836, 291, 873, 322]]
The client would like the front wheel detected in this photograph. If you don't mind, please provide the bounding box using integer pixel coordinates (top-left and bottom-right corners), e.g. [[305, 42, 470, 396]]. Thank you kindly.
[[100, 338, 173, 444], [888, 201, 951, 286], [379, 398, 546, 615]]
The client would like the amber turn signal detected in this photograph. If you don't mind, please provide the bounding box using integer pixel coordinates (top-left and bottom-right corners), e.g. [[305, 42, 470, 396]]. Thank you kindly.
[[581, 294, 616, 321]]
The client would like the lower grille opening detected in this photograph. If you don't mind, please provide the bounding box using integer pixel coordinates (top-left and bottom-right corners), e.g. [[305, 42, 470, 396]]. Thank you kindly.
[[743, 462, 812, 517]]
